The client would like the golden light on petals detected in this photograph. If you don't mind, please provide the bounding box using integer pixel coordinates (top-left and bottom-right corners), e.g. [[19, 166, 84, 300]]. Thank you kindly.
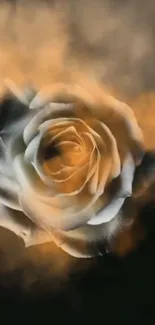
[[41, 115, 112, 197]]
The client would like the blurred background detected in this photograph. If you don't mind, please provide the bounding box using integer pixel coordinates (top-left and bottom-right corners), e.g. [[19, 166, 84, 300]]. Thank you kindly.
[[0, 0, 155, 323]]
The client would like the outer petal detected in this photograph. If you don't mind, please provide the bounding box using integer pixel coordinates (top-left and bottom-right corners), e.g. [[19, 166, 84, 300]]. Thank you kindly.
[[19, 192, 86, 232], [0, 204, 52, 246], [29, 83, 77, 109], [0, 205, 32, 241], [0, 138, 14, 178], [23, 103, 74, 145], [0, 138, 21, 210], [87, 197, 125, 226], [51, 213, 122, 258], [87, 152, 135, 225], [13, 154, 52, 196], [94, 99, 144, 165], [0, 174, 20, 210], [72, 84, 144, 164], [0, 203, 122, 258], [0, 204, 121, 258]]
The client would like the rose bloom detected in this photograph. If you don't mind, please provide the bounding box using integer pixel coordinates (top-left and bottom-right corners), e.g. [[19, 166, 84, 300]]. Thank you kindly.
[[0, 81, 143, 258]]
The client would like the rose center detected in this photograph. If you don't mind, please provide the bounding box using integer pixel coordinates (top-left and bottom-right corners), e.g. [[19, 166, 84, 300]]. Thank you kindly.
[[43, 141, 60, 161], [43, 140, 84, 176]]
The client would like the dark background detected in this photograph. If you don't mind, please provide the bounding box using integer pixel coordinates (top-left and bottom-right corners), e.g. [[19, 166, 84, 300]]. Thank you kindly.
[[1, 0, 155, 323], [1, 208, 155, 324]]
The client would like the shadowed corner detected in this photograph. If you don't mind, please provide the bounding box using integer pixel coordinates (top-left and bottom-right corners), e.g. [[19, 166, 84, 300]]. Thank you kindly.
[[0, 93, 28, 133], [133, 151, 155, 197], [108, 150, 155, 257], [0, 83, 37, 135]]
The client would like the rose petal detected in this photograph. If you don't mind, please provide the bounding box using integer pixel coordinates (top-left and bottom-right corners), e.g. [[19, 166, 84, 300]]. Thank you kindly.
[[51, 213, 121, 258], [0, 174, 21, 210], [0, 204, 120, 258], [24, 227, 52, 247], [74, 84, 143, 156], [0, 139, 20, 209], [20, 186, 102, 231], [118, 152, 135, 197], [0, 138, 14, 178], [8, 133, 26, 161], [87, 152, 135, 225], [23, 103, 74, 145], [19, 192, 73, 231], [33, 124, 87, 188], [95, 100, 143, 165], [24, 134, 41, 163], [13, 154, 51, 195], [98, 122, 121, 178], [19, 180, 106, 231], [42, 118, 107, 194], [4, 79, 37, 106], [87, 197, 125, 226], [88, 148, 100, 194], [25, 134, 56, 189], [0, 205, 32, 240], [29, 83, 75, 109], [40, 118, 113, 196], [0, 204, 52, 246], [34, 126, 83, 187], [0, 203, 120, 258]]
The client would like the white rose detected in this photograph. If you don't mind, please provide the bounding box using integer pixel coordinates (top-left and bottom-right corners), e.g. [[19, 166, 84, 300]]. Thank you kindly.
[[0, 81, 143, 258]]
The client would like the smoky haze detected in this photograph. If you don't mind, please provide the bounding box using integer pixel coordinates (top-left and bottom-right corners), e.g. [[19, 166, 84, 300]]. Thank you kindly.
[[67, 0, 155, 99], [0, 0, 154, 99]]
